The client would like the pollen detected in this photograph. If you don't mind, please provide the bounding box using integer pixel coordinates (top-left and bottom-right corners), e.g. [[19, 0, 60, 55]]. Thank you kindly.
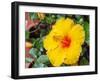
[[61, 36, 71, 48]]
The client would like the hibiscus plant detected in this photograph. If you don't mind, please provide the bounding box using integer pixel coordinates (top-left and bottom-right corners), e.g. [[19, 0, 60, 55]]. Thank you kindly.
[[25, 12, 89, 68]]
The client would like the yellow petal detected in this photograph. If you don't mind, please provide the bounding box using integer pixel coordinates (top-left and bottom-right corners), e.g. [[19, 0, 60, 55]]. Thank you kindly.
[[43, 33, 59, 51], [64, 42, 82, 65], [47, 47, 66, 66], [68, 24, 85, 45], [52, 18, 74, 36]]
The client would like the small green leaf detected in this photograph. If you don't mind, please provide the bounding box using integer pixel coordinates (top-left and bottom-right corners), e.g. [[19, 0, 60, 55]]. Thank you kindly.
[[45, 15, 56, 24], [51, 15, 56, 18], [79, 57, 89, 65], [33, 55, 49, 67], [33, 62, 47, 68], [37, 55, 49, 64], [56, 14, 65, 19], [79, 18, 84, 24], [32, 38, 36, 46], [34, 38, 43, 50], [40, 47, 44, 52], [81, 47, 87, 56], [30, 13, 38, 20], [29, 48, 38, 59], [40, 29, 47, 37], [75, 17, 84, 24], [75, 15, 82, 20], [25, 58, 33, 63], [38, 51, 42, 56], [83, 21, 89, 44], [25, 31, 29, 40]]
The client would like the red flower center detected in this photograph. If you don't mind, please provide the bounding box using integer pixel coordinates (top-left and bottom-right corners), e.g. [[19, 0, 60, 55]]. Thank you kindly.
[[61, 36, 71, 48]]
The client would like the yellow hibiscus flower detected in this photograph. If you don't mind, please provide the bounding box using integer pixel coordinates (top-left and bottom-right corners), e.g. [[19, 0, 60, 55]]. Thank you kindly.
[[43, 18, 85, 66]]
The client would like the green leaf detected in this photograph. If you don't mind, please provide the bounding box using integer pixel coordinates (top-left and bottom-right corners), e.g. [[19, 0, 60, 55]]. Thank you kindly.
[[79, 57, 89, 65], [25, 58, 33, 63], [32, 38, 36, 46], [75, 16, 84, 24], [33, 55, 49, 67], [81, 47, 87, 56], [33, 62, 47, 68], [30, 13, 38, 20], [51, 15, 56, 18], [56, 14, 65, 19], [75, 15, 82, 20], [29, 48, 38, 59], [37, 55, 49, 64], [25, 31, 29, 40], [40, 29, 47, 37], [34, 38, 43, 51], [45, 15, 56, 24], [38, 51, 42, 56], [83, 21, 89, 44], [79, 18, 84, 24], [46, 17, 52, 24]]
